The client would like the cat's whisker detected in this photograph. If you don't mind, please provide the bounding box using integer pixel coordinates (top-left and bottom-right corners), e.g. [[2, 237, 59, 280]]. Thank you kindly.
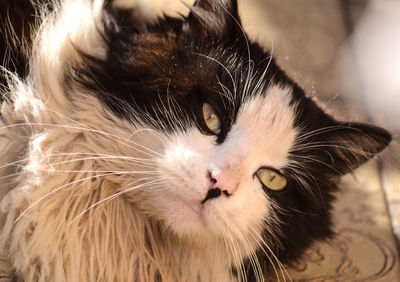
[[0, 158, 30, 171], [193, 52, 237, 96], [157, 90, 180, 132], [69, 178, 163, 225], [160, 90, 191, 131], [126, 127, 163, 140], [285, 163, 327, 208], [241, 233, 263, 281], [0, 154, 159, 180], [292, 139, 355, 149], [219, 208, 260, 282], [45, 106, 114, 133], [290, 154, 341, 175], [43, 154, 158, 167], [49, 169, 159, 175], [294, 125, 348, 140], [292, 142, 375, 158], [229, 220, 264, 282], [170, 99, 193, 132], [286, 162, 319, 188], [136, 106, 166, 131], [227, 240, 243, 282], [284, 164, 315, 196], [0, 152, 156, 170], [164, 82, 187, 132], [224, 228, 246, 282], [0, 122, 164, 158], [296, 175, 322, 204], [293, 139, 366, 148], [295, 124, 377, 143], [225, 222, 255, 282], [241, 60, 254, 103], [247, 227, 282, 282], [38, 151, 155, 160], [248, 226, 292, 282], [221, 235, 235, 281], [252, 44, 274, 96], [216, 81, 235, 107], [13, 171, 133, 224], [221, 3, 252, 103], [250, 225, 290, 282]]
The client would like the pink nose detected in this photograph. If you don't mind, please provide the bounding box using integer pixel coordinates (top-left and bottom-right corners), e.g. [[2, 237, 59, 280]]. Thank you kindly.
[[209, 169, 238, 196]]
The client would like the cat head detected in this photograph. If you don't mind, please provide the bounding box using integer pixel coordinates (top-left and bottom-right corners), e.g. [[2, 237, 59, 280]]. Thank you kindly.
[[70, 0, 391, 266]]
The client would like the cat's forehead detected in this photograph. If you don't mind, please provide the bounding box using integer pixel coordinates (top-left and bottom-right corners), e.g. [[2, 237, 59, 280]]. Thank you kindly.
[[78, 13, 294, 132], [224, 85, 297, 168], [131, 33, 242, 82]]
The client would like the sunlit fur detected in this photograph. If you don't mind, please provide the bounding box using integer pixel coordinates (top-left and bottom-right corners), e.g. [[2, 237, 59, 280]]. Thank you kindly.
[[0, 0, 391, 281]]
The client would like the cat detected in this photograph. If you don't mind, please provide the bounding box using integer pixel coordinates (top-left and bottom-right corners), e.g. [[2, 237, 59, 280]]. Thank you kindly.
[[0, 0, 391, 281]]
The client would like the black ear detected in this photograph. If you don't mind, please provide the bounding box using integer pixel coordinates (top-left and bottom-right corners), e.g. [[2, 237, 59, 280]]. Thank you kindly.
[[183, 0, 241, 38], [320, 122, 391, 175]]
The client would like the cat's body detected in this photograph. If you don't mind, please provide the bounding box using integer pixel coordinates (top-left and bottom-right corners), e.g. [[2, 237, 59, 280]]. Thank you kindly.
[[0, 0, 391, 281]]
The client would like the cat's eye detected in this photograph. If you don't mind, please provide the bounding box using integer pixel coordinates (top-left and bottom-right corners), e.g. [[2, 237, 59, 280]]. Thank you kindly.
[[256, 168, 287, 191], [202, 103, 221, 135]]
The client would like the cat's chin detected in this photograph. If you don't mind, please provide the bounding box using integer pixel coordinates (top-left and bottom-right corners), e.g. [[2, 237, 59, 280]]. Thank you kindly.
[[161, 193, 251, 243], [165, 200, 216, 237], [164, 197, 262, 264]]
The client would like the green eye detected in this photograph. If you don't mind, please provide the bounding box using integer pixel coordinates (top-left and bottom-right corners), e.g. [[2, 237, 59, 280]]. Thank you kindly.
[[202, 103, 221, 135], [256, 168, 287, 191]]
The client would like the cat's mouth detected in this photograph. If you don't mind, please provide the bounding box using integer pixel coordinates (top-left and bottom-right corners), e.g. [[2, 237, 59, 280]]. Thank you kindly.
[[201, 188, 231, 204], [174, 187, 231, 217]]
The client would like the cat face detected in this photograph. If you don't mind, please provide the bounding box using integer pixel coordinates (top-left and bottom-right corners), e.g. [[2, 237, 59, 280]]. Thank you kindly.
[[74, 0, 391, 263], [153, 86, 296, 240]]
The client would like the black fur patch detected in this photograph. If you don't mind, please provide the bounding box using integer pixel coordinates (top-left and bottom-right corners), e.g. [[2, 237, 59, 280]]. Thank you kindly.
[[0, 0, 36, 97], [69, 2, 294, 144]]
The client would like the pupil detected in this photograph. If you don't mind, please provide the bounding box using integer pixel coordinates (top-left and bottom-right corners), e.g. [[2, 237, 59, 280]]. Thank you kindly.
[[270, 173, 276, 181]]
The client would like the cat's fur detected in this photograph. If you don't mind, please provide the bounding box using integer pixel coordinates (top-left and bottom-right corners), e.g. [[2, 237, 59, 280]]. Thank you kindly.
[[0, 0, 391, 281]]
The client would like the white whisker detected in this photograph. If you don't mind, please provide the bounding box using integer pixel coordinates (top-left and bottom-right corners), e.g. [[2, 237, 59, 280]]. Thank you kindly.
[[69, 178, 164, 224], [0, 122, 164, 158], [194, 52, 237, 96], [248, 226, 292, 282], [14, 171, 130, 224]]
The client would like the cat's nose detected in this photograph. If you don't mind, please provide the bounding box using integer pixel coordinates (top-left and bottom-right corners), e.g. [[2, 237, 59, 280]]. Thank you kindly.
[[208, 169, 238, 197]]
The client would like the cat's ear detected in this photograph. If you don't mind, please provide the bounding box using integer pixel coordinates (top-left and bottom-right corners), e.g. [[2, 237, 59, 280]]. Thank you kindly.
[[320, 122, 391, 175], [183, 0, 241, 38]]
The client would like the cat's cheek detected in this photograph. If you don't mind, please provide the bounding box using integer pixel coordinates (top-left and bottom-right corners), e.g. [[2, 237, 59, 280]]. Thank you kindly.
[[140, 130, 212, 235]]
